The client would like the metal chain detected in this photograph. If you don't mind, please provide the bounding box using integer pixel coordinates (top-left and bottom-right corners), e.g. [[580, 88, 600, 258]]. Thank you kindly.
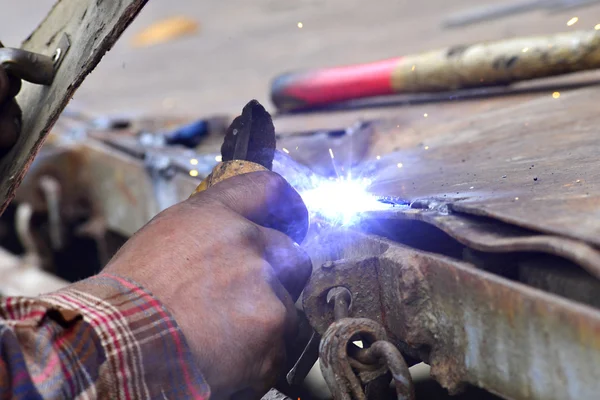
[[319, 286, 415, 400]]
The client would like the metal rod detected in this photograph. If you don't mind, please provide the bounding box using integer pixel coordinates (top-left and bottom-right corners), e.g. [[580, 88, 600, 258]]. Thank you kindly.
[[327, 286, 352, 320]]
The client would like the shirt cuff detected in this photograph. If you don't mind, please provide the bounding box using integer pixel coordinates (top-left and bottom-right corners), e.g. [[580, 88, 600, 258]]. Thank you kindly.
[[39, 272, 210, 400]]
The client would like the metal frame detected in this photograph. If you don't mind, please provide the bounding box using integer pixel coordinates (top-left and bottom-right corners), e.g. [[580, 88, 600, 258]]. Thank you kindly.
[[302, 226, 600, 399]]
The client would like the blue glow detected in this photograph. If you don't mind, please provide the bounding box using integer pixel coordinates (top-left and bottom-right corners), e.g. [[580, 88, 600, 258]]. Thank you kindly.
[[273, 149, 390, 226], [299, 175, 388, 226]]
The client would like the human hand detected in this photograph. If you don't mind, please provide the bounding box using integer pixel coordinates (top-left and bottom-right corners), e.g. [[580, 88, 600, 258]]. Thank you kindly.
[[0, 64, 22, 155], [105, 171, 312, 399]]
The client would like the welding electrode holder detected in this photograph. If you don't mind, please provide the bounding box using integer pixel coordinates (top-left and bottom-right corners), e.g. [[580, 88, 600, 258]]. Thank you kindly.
[[190, 160, 268, 195]]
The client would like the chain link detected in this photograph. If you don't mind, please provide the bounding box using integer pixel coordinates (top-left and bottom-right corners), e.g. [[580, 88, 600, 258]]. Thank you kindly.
[[319, 287, 415, 400]]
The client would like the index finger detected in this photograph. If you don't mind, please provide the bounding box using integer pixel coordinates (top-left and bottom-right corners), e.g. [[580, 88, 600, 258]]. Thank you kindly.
[[189, 171, 309, 244]]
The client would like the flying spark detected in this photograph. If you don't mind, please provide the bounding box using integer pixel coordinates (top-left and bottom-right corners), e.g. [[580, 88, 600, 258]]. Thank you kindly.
[[329, 148, 334, 158], [190, 158, 198, 165], [282, 148, 290, 154], [567, 17, 578, 26], [215, 155, 222, 162], [189, 170, 199, 177]]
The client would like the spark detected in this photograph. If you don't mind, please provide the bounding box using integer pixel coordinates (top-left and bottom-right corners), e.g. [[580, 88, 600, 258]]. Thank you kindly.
[[423, 113, 428, 118], [567, 17, 578, 26], [329, 148, 335, 159], [514, 197, 519, 201], [189, 169, 199, 177], [297, 22, 303, 28], [522, 47, 529, 53], [190, 158, 198, 165], [595, 23, 600, 30], [275, 156, 400, 226], [397, 163, 403, 168], [376, 155, 381, 160], [215, 155, 222, 162], [411, 65, 416, 71], [552, 92, 560, 99], [424, 146, 429, 150], [282, 147, 290, 154], [300, 175, 390, 226]]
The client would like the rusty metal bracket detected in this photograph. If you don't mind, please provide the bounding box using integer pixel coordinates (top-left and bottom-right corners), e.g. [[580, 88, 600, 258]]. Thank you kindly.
[[302, 227, 600, 399]]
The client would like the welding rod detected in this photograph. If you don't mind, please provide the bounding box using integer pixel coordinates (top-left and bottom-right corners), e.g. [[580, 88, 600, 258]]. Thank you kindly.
[[271, 30, 600, 111]]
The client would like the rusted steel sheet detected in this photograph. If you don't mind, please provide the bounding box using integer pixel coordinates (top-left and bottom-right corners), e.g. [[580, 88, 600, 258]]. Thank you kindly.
[[21, 138, 200, 237], [302, 227, 600, 399], [360, 207, 600, 281], [81, 140, 200, 236], [370, 87, 600, 247]]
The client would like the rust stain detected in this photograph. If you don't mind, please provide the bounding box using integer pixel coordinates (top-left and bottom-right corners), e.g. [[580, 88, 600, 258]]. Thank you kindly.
[[115, 171, 137, 206]]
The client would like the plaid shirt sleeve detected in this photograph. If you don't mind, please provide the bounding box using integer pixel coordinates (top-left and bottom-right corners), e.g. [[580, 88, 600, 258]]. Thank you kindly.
[[0, 273, 210, 400]]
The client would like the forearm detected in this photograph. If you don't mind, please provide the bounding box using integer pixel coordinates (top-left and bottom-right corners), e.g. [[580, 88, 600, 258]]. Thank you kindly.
[[0, 273, 209, 399]]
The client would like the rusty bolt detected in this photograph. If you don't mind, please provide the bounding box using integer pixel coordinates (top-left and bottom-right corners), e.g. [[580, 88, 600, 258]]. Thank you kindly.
[[322, 261, 335, 270], [327, 286, 352, 320]]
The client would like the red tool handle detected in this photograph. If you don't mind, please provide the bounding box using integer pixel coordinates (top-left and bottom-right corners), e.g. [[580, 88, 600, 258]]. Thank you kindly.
[[270, 58, 402, 112]]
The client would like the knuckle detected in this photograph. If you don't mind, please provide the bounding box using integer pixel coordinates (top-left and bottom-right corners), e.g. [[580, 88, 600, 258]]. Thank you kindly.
[[237, 222, 265, 249], [245, 170, 288, 195]]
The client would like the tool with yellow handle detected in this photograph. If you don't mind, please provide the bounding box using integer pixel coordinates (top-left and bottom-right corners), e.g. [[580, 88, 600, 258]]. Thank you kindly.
[[191, 100, 276, 195]]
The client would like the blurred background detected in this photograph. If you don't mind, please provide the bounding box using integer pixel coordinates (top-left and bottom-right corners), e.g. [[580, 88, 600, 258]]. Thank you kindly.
[[3, 1, 600, 399], [3, 0, 600, 117]]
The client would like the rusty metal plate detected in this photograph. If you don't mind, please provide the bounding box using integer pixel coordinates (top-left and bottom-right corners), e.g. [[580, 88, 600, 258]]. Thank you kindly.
[[359, 207, 600, 281], [302, 227, 600, 399], [370, 87, 600, 247], [22, 138, 201, 238]]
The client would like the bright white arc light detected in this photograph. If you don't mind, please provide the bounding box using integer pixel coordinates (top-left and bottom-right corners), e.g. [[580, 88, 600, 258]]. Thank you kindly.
[[300, 178, 388, 226]]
